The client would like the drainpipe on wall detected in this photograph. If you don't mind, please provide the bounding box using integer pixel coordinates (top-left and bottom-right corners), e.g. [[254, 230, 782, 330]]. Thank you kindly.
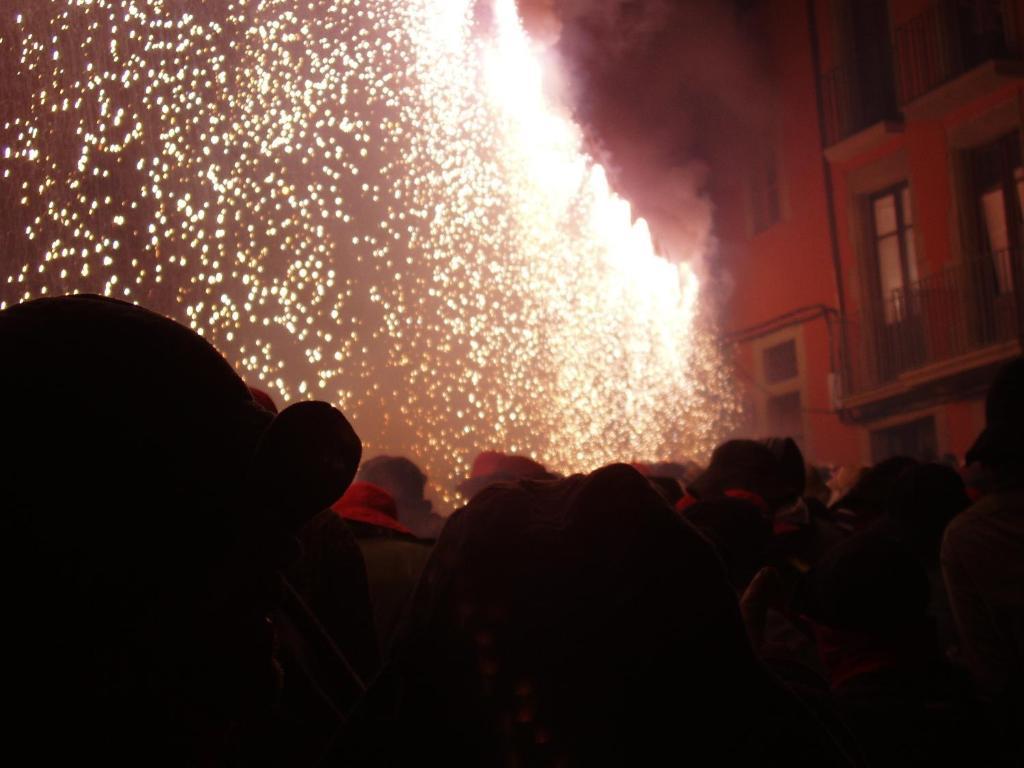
[[807, 0, 850, 402], [1016, 90, 1024, 345]]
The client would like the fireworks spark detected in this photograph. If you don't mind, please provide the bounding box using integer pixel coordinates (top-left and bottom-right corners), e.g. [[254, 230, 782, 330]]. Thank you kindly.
[[0, 0, 739, 502]]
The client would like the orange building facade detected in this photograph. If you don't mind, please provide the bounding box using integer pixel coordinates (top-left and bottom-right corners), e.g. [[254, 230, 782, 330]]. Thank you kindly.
[[716, 0, 1024, 466]]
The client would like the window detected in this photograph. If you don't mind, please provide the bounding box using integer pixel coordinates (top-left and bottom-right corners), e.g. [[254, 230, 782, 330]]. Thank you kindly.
[[763, 339, 798, 384], [870, 416, 938, 462], [758, 336, 803, 449], [842, 0, 897, 121], [969, 131, 1021, 294], [956, 0, 1011, 67], [870, 183, 918, 324], [751, 144, 781, 233], [766, 391, 804, 446]]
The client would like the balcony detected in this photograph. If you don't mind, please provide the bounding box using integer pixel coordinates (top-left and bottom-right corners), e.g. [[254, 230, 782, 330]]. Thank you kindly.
[[839, 251, 1022, 405], [821, 45, 902, 155], [894, 0, 1024, 114]]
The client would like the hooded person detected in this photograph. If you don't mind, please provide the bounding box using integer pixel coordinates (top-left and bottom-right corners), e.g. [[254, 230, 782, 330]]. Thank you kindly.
[[884, 463, 970, 566], [879, 463, 971, 657], [0, 295, 363, 764], [248, 385, 280, 415], [682, 497, 772, 591], [456, 449, 557, 501], [348, 464, 855, 766], [332, 482, 433, 658], [681, 441, 830, 692], [629, 462, 686, 506], [803, 529, 989, 767], [243, 371, 380, 754], [682, 439, 802, 517], [763, 436, 807, 502], [356, 455, 445, 538], [829, 456, 918, 534], [335, 481, 415, 536], [942, 357, 1024, 714], [682, 438, 817, 577]]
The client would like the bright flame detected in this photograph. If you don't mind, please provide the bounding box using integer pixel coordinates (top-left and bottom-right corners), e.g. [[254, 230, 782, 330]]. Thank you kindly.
[[0, 0, 739, 502]]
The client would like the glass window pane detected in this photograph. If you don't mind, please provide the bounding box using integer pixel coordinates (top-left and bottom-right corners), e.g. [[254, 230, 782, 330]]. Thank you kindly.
[[763, 340, 798, 384], [1015, 165, 1024, 224], [878, 234, 904, 323], [994, 248, 1014, 294], [873, 193, 897, 236], [904, 227, 919, 285], [901, 185, 913, 226], [981, 187, 1009, 252]]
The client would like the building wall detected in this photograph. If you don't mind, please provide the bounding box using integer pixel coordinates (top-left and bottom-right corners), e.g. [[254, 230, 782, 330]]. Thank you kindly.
[[714, 0, 1024, 466], [715, 0, 862, 466]]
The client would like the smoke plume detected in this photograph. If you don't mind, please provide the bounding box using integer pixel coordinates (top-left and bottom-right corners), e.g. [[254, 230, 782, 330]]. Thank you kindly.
[[516, 0, 768, 271]]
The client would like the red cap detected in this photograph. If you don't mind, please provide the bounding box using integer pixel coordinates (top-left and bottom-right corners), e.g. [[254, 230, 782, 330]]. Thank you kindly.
[[468, 450, 549, 480], [332, 481, 414, 536], [458, 451, 554, 500]]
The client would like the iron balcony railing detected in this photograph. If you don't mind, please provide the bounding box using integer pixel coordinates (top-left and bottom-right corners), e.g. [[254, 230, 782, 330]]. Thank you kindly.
[[894, 0, 1021, 104], [840, 250, 1021, 397], [821, 44, 899, 146]]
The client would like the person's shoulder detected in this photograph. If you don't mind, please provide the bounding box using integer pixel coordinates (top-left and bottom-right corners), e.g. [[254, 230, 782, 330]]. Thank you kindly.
[[942, 497, 988, 557], [969, 488, 1024, 521], [949, 491, 1010, 527], [944, 489, 1024, 553]]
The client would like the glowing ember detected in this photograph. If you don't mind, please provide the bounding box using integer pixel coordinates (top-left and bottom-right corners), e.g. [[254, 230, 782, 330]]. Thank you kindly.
[[0, 0, 739, 501]]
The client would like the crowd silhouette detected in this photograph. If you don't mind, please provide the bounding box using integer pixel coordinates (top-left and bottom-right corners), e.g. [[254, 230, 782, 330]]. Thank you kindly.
[[1, 294, 1022, 766]]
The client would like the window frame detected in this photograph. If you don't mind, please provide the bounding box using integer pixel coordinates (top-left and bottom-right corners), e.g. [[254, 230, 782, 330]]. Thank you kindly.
[[868, 181, 916, 325], [968, 130, 1022, 295], [753, 329, 807, 451]]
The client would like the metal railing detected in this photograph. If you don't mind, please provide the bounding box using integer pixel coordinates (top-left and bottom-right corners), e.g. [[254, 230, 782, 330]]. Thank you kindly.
[[821, 45, 899, 146], [894, 0, 1020, 104], [840, 250, 1020, 397]]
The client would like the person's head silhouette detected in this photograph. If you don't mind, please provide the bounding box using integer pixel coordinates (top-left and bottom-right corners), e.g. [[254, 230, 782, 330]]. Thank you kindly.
[[0, 294, 361, 763]]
